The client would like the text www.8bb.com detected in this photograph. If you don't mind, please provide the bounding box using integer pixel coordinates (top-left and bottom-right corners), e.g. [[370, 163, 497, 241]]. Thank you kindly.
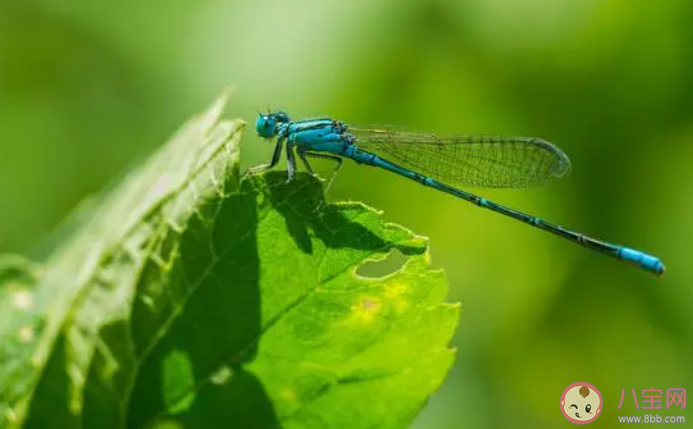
[[618, 414, 685, 424]]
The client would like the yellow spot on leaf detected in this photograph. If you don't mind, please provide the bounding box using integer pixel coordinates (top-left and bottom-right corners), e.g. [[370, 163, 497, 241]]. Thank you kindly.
[[351, 296, 381, 325], [384, 282, 407, 299], [12, 289, 33, 310], [385, 282, 409, 314], [18, 325, 34, 343], [392, 298, 409, 314]]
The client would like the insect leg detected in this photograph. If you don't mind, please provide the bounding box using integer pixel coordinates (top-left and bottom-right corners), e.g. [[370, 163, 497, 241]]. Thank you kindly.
[[303, 152, 343, 194], [297, 148, 318, 176], [247, 136, 285, 174], [286, 144, 298, 182]]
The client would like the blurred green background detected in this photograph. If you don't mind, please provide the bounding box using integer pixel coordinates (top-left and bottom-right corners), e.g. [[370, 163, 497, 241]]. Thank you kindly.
[[1, 0, 691, 427]]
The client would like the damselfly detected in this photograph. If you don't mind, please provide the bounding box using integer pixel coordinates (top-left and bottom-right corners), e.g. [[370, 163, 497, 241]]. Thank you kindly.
[[251, 111, 664, 276]]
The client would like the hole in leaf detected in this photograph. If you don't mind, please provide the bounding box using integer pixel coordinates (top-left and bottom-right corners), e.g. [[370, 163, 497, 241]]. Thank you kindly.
[[356, 248, 408, 278]]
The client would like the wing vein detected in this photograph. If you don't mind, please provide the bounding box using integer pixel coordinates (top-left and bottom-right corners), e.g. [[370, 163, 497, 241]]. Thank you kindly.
[[350, 127, 571, 188]]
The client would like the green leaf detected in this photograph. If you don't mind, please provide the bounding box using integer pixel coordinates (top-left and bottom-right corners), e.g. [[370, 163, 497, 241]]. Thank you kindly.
[[0, 255, 43, 426], [0, 89, 242, 429], [0, 91, 458, 429]]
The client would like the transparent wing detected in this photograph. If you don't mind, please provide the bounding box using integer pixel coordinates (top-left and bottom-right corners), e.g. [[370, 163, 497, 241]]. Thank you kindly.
[[350, 127, 571, 188]]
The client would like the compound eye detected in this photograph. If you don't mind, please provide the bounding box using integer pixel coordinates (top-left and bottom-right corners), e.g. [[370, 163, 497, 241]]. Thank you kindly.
[[264, 121, 269, 128]]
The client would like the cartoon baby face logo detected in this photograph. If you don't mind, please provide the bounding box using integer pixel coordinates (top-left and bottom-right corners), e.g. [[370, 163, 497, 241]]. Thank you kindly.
[[560, 382, 603, 424]]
